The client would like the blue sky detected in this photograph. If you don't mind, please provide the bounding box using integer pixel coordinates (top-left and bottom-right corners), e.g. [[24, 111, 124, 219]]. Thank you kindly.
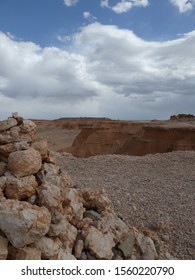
[[0, 0, 195, 120]]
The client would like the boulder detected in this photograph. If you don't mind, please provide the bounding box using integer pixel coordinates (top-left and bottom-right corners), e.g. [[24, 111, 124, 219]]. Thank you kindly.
[[0, 199, 51, 248], [32, 139, 49, 161], [7, 148, 42, 177], [82, 226, 115, 259], [96, 216, 130, 243], [34, 236, 62, 259], [5, 174, 38, 200], [48, 218, 77, 252], [0, 118, 17, 132]]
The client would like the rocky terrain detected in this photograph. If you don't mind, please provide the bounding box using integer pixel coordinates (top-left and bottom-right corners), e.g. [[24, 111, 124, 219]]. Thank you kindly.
[[56, 151, 195, 260], [0, 114, 194, 260], [34, 115, 195, 158], [0, 113, 166, 260]]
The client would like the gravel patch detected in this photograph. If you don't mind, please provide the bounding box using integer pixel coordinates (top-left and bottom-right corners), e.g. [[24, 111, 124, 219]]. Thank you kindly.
[[56, 151, 195, 259]]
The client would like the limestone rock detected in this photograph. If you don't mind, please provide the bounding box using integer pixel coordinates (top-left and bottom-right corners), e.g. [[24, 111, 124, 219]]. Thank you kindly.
[[34, 236, 62, 259], [74, 239, 84, 259], [53, 248, 76, 260], [62, 188, 85, 223], [5, 174, 37, 200], [82, 226, 115, 259], [21, 120, 36, 133], [0, 236, 8, 260], [81, 188, 112, 213], [117, 231, 135, 258], [96, 216, 130, 243], [0, 199, 51, 248], [7, 148, 42, 177], [32, 139, 49, 161], [0, 143, 16, 158], [16, 247, 41, 260], [135, 232, 158, 260], [48, 218, 77, 252], [0, 118, 17, 132]]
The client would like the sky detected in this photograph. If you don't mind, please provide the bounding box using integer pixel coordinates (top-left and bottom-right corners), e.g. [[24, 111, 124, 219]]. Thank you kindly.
[[0, 0, 195, 120]]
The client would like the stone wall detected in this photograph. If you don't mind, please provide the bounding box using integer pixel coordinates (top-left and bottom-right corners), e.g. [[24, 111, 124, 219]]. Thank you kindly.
[[0, 113, 160, 260]]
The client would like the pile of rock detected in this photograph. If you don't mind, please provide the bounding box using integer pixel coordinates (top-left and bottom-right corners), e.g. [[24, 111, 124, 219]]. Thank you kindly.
[[0, 113, 159, 260]]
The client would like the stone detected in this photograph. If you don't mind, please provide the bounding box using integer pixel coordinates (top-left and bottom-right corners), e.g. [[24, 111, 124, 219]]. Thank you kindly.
[[7, 148, 42, 177], [34, 236, 62, 259], [63, 188, 85, 223], [0, 143, 16, 158], [10, 126, 20, 141], [83, 210, 101, 221], [0, 130, 14, 144], [0, 176, 6, 191], [37, 163, 74, 188], [81, 188, 112, 213], [76, 217, 94, 230], [117, 231, 135, 258], [74, 239, 84, 259], [20, 120, 37, 133], [14, 141, 30, 151], [15, 247, 41, 260], [32, 139, 49, 161], [0, 199, 51, 248], [0, 236, 8, 260], [95, 216, 130, 243], [82, 226, 115, 259], [0, 162, 6, 176], [48, 218, 77, 252], [0, 118, 17, 132], [135, 232, 158, 260], [53, 248, 76, 260], [5, 174, 38, 200]]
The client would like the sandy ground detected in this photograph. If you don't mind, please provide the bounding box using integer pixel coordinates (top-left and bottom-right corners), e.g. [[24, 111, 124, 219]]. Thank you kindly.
[[36, 125, 80, 151]]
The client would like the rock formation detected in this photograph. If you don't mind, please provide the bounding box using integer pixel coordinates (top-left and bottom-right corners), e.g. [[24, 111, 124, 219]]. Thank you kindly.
[[64, 121, 195, 158], [0, 113, 163, 260]]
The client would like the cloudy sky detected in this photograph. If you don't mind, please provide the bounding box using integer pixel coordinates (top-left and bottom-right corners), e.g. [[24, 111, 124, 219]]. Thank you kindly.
[[0, 0, 195, 120]]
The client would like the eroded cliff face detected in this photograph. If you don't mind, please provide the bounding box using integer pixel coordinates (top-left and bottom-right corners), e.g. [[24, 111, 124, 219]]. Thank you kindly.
[[65, 122, 195, 158]]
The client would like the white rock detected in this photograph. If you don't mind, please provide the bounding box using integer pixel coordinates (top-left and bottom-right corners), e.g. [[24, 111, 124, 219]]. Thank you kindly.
[[48, 218, 77, 252], [82, 226, 115, 259], [0, 199, 51, 248], [34, 236, 62, 259]]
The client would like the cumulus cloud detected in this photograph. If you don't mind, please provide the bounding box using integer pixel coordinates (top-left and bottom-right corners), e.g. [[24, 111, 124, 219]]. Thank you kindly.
[[100, 0, 149, 13], [63, 0, 79, 7], [169, 0, 195, 12], [0, 24, 195, 120]]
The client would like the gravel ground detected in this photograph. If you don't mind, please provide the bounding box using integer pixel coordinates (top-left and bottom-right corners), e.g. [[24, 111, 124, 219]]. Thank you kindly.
[[56, 151, 195, 260]]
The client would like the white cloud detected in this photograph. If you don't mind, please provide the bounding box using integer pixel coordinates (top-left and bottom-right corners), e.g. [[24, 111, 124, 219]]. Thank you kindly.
[[100, 0, 149, 13], [83, 11, 97, 22], [63, 0, 79, 7], [169, 0, 195, 12], [0, 24, 195, 120]]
